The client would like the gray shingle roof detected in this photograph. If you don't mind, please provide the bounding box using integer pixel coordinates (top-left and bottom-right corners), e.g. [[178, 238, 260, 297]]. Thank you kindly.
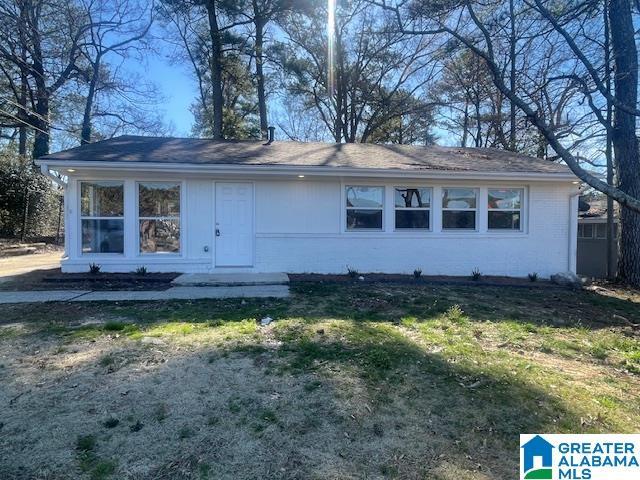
[[39, 135, 572, 175]]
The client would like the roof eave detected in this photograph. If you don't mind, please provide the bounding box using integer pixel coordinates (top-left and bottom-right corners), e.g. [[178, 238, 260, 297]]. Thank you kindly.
[[35, 159, 577, 182]]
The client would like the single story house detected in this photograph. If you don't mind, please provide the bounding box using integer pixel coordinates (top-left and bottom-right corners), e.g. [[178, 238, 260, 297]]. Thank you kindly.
[[35, 135, 579, 277]]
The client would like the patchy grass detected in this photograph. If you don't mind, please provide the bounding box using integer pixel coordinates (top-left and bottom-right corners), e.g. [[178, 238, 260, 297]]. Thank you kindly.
[[0, 282, 639, 479]]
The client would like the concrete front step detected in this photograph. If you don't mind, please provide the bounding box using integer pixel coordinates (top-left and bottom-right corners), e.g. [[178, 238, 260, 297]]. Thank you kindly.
[[171, 272, 289, 287]]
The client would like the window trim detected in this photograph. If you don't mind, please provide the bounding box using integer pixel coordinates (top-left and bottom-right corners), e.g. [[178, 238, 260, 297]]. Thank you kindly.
[[441, 187, 479, 231], [393, 186, 432, 231], [344, 185, 385, 231], [487, 187, 525, 232], [136, 181, 184, 256], [78, 180, 125, 256]]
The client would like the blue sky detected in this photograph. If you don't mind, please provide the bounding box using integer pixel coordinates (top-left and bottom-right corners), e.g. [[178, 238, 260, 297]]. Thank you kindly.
[[134, 48, 197, 137]]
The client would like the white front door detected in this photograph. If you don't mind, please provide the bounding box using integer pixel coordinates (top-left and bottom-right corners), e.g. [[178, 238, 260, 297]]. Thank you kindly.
[[215, 183, 254, 267]]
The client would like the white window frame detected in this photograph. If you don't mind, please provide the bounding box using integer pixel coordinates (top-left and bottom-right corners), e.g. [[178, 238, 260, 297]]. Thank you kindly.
[[441, 187, 479, 231], [136, 181, 184, 256], [487, 188, 525, 232], [394, 186, 432, 231], [578, 223, 595, 239], [78, 180, 125, 256], [344, 185, 385, 231]]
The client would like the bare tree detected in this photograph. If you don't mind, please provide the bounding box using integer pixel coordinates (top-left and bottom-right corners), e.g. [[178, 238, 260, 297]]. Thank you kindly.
[[374, 0, 640, 284], [0, 0, 95, 157], [278, 0, 441, 143], [77, 0, 154, 144]]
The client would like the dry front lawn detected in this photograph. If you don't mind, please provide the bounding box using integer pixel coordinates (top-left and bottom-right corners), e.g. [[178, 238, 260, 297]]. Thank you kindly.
[[1, 282, 639, 479]]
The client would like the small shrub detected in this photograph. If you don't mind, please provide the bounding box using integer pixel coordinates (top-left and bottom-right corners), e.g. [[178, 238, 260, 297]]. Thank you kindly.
[[528, 272, 538, 282], [258, 409, 277, 423], [102, 418, 119, 429], [103, 321, 125, 332], [471, 268, 482, 281], [135, 266, 147, 275], [129, 420, 143, 432], [304, 380, 322, 392], [154, 403, 168, 422], [347, 266, 359, 278], [413, 269, 422, 279], [89, 263, 101, 274], [98, 355, 115, 367], [76, 434, 96, 452], [91, 460, 116, 479], [444, 304, 467, 323]]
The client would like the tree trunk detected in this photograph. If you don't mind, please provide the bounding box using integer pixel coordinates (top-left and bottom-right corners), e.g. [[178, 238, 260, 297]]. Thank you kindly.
[[205, 0, 224, 139], [461, 101, 469, 147], [18, 3, 28, 157], [18, 64, 28, 156], [254, 14, 268, 141], [508, 0, 517, 150], [21, 184, 29, 241], [81, 56, 101, 144], [30, 6, 50, 159], [32, 94, 49, 159], [609, 0, 640, 286], [604, 0, 617, 279]]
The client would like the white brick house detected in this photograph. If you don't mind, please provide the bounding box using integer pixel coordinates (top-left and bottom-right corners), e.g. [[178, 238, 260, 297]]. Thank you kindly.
[[35, 135, 579, 277]]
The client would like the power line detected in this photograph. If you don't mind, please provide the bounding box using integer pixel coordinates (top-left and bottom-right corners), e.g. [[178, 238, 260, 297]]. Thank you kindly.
[[0, 103, 85, 143], [0, 95, 53, 127], [0, 108, 51, 138]]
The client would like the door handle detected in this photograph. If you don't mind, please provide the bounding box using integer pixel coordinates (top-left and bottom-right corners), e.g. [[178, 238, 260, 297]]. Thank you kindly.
[[216, 228, 221, 237]]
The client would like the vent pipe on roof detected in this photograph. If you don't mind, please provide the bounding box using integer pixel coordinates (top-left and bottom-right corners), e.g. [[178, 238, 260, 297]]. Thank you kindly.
[[267, 126, 275, 144]]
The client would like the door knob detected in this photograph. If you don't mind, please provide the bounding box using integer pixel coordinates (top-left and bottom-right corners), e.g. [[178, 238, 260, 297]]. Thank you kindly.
[[216, 229, 221, 237]]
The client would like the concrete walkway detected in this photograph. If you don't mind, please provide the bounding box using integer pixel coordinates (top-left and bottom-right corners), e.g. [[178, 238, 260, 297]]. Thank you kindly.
[[0, 284, 289, 304]]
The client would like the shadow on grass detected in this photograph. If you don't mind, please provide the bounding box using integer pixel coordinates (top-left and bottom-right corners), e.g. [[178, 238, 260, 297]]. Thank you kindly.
[[1, 317, 585, 480]]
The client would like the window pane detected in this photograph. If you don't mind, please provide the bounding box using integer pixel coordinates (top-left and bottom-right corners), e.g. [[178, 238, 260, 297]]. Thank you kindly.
[[395, 187, 431, 208], [443, 211, 476, 229], [582, 224, 594, 238], [81, 182, 123, 217], [488, 189, 522, 209], [489, 211, 521, 230], [346, 186, 383, 208], [139, 182, 180, 217], [346, 209, 382, 229], [442, 188, 476, 209], [140, 219, 180, 253], [596, 223, 607, 239], [82, 219, 124, 253], [396, 210, 430, 229]]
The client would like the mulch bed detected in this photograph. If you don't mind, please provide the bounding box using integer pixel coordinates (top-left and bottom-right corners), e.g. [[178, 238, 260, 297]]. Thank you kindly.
[[0, 269, 179, 291], [289, 273, 559, 288]]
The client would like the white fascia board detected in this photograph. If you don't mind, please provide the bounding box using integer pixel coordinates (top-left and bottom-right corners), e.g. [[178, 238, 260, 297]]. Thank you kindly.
[[34, 159, 578, 182]]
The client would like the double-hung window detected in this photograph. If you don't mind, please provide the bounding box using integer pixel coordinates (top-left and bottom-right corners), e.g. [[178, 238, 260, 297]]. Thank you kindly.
[[138, 182, 181, 253], [395, 187, 431, 229], [80, 181, 124, 254], [488, 188, 523, 230], [442, 188, 478, 230], [346, 186, 384, 230]]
